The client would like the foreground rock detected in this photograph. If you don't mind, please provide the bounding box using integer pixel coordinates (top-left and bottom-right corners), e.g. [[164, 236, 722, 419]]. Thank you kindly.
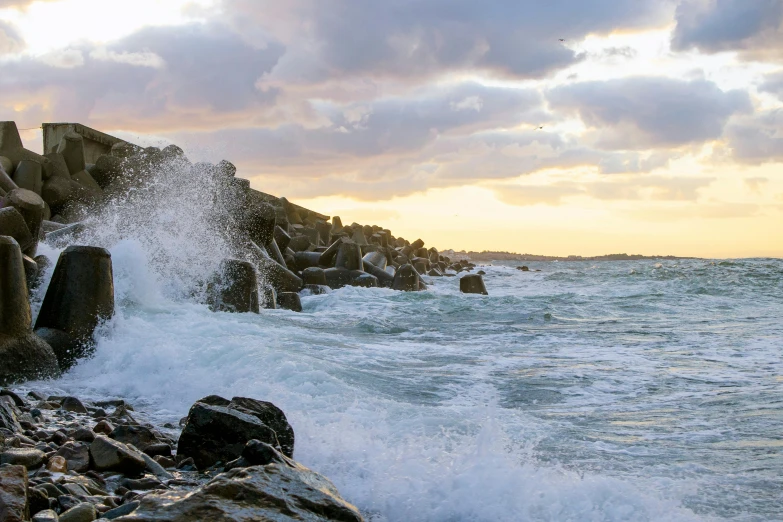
[[34, 245, 115, 369], [113, 457, 363, 522], [0, 464, 28, 522]]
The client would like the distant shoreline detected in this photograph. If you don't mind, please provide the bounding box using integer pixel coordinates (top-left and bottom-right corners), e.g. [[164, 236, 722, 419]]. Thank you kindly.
[[446, 251, 698, 262]]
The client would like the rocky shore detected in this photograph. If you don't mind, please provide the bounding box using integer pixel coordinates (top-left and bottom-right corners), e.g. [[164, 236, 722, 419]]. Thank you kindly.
[[0, 120, 487, 520]]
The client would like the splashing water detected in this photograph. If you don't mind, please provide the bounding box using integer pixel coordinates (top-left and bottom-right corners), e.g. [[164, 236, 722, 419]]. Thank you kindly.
[[24, 158, 783, 521]]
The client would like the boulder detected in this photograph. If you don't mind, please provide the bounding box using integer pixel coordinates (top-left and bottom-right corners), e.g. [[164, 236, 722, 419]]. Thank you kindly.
[[0, 448, 45, 469], [334, 241, 362, 271], [177, 401, 284, 469], [0, 464, 28, 522], [11, 160, 42, 195], [54, 442, 90, 473], [362, 261, 394, 288], [277, 292, 302, 312], [362, 251, 387, 270], [59, 502, 96, 522], [302, 267, 327, 286], [34, 246, 115, 369], [0, 396, 21, 432], [243, 202, 276, 247], [226, 397, 294, 458], [0, 208, 34, 255], [2, 188, 45, 257], [111, 460, 363, 522], [273, 226, 291, 251], [0, 236, 59, 386], [89, 436, 146, 475], [391, 264, 422, 292], [56, 132, 86, 176], [249, 242, 303, 294], [109, 425, 159, 452], [460, 274, 488, 295], [32, 509, 58, 522], [206, 259, 260, 314]]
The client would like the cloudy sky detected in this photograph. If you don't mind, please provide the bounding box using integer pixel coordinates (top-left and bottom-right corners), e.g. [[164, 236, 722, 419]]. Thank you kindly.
[[1, 0, 782, 257]]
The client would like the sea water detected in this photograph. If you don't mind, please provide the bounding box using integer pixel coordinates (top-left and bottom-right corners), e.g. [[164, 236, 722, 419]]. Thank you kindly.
[[21, 164, 783, 521]]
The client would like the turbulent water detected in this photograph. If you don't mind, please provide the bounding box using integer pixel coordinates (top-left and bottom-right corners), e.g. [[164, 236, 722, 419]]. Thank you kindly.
[[24, 244, 782, 522]]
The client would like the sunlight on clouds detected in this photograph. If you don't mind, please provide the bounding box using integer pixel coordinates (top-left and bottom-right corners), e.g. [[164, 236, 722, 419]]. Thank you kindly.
[[0, 0, 216, 54]]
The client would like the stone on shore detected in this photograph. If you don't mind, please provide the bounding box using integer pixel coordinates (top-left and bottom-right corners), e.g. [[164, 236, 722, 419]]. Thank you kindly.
[[277, 292, 302, 312], [89, 436, 146, 476], [176, 402, 281, 470], [206, 259, 260, 314], [111, 460, 363, 522], [0, 448, 45, 469], [34, 245, 115, 369], [460, 274, 488, 295], [0, 208, 34, 254], [0, 464, 28, 522], [59, 502, 96, 522], [54, 442, 90, 473], [2, 188, 45, 257], [392, 264, 422, 292]]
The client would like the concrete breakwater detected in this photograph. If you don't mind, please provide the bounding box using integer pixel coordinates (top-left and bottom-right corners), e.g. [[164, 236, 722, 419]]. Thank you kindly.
[[0, 120, 488, 521]]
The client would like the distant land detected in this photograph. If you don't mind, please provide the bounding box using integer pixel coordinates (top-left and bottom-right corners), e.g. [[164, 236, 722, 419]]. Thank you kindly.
[[444, 250, 697, 262]]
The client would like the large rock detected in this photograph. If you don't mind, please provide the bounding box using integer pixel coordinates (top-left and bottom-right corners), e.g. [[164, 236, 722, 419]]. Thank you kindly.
[[2, 188, 45, 257], [34, 245, 114, 369], [109, 425, 159, 452], [177, 402, 281, 470], [11, 160, 42, 195], [112, 459, 363, 522], [89, 436, 146, 475], [0, 236, 59, 386], [0, 448, 45, 469], [460, 274, 488, 295], [249, 242, 303, 294], [334, 241, 362, 271], [54, 442, 90, 473], [391, 264, 422, 292], [277, 292, 302, 312], [0, 396, 21, 432], [56, 132, 87, 176], [0, 464, 28, 522], [206, 259, 260, 314], [227, 397, 294, 458]]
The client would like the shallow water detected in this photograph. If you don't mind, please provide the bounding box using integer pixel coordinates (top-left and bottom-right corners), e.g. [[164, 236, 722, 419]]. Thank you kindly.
[[25, 242, 783, 522]]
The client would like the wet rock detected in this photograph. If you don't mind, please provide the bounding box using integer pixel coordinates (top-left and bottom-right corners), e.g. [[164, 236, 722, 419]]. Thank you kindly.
[[59, 502, 96, 522], [22, 255, 39, 290], [152, 456, 175, 469], [89, 436, 146, 476], [460, 274, 488, 295], [2, 188, 45, 257], [111, 460, 363, 522], [109, 425, 158, 452], [32, 509, 59, 522], [34, 246, 115, 370], [277, 292, 302, 312], [142, 444, 171, 458], [0, 390, 24, 408], [61, 397, 87, 413], [101, 501, 139, 520], [0, 464, 28, 522], [226, 397, 294, 459], [93, 420, 113, 435], [1, 448, 45, 469], [12, 160, 43, 195], [176, 403, 280, 470], [0, 207, 34, 253], [249, 242, 303, 294], [362, 261, 394, 288], [72, 428, 95, 443], [391, 264, 422, 292], [120, 477, 164, 491], [206, 259, 260, 314], [54, 442, 90, 473], [334, 241, 363, 271], [47, 456, 67, 473], [517, 265, 530, 271]]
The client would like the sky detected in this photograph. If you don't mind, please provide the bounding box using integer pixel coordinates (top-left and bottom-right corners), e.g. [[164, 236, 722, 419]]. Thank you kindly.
[[1, 0, 781, 258]]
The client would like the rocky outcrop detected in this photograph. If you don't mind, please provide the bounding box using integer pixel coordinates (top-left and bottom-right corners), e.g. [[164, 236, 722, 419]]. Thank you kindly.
[[113, 459, 363, 522]]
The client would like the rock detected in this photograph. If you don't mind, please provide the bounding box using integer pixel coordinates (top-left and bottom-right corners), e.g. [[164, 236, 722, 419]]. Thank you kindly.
[[2, 188, 45, 257], [277, 292, 302, 312], [176, 403, 280, 470], [243, 202, 276, 247], [101, 501, 139, 520], [140, 453, 173, 481], [59, 502, 96, 522], [350, 273, 379, 288], [323, 268, 365, 289], [47, 456, 67, 473], [22, 255, 39, 289], [249, 242, 303, 294], [362, 261, 394, 288], [54, 442, 90, 473], [41, 176, 77, 211], [362, 251, 387, 270], [89, 436, 146, 476], [225, 440, 286, 470], [288, 235, 314, 252], [460, 274, 488, 295], [120, 477, 163, 491], [34, 245, 115, 370], [0, 464, 28, 522], [0, 448, 45, 469], [0, 390, 24, 408], [72, 428, 95, 443], [61, 397, 87, 413], [11, 160, 43, 195], [0, 237, 60, 386], [273, 226, 291, 251], [302, 267, 328, 286], [111, 461, 363, 522], [93, 420, 113, 435], [32, 509, 59, 522], [318, 237, 349, 267], [109, 425, 158, 452], [334, 241, 363, 271], [226, 397, 294, 459], [142, 444, 171, 458], [391, 264, 422, 292], [0, 207, 34, 253], [206, 259, 260, 314]]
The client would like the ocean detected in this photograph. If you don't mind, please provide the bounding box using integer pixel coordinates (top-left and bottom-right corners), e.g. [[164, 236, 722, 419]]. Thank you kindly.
[[25, 237, 783, 521]]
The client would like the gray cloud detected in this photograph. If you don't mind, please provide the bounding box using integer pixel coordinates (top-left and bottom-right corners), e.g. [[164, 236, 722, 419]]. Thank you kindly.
[[672, 0, 783, 61], [547, 77, 751, 149], [725, 109, 783, 164], [0, 20, 23, 55], [760, 71, 783, 100]]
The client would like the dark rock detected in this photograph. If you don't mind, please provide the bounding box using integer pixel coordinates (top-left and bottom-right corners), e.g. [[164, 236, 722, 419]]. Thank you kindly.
[[92, 420, 113, 435], [109, 426, 158, 452], [243, 202, 276, 247], [110, 460, 363, 522], [89, 436, 146, 476], [1, 448, 45, 469], [120, 477, 164, 491], [0, 390, 24, 408], [206, 259, 259, 314], [517, 265, 530, 271], [34, 245, 115, 370], [195, 395, 231, 407], [226, 397, 294, 459], [277, 292, 302, 312], [153, 456, 176, 469], [392, 264, 422, 292], [32, 509, 59, 522], [302, 267, 327, 286], [0, 464, 28, 522], [335, 241, 363, 271], [176, 403, 280, 470], [28, 488, 50, 518], [319, 237, 349, 267], [350, 273, 379, 288], [12, 160, 43, 195], [143, 444, 171, 458], [54, 442, 90, 473], [2, 188, 45, 257], [72, 429, 95, 443], [273, 226, 291, 251], [0, 207, 34, 253], [460, 274, 488, 295], [59, 502, 96, 522], [102, 501, 139, 520], [362, 261, 394, 288], [249, 242, 303, 294], [61, 397, 87, 414]]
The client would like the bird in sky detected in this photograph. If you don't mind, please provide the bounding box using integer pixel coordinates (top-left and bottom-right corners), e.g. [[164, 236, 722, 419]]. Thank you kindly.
[[559, 39, 565, 42]]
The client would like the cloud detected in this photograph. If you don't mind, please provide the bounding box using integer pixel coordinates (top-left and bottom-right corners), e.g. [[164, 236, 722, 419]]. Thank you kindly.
[[0, 20, 23, 55], [744, 177, 768, 193], [725, 109, 783, 164], [494, 175, 714, 206], [39, 48, 84, 68], [89, 48, 166, 69], [547, 77, 752, 149], [672, 0, 783, 62], [760, 71, 783, 100]]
